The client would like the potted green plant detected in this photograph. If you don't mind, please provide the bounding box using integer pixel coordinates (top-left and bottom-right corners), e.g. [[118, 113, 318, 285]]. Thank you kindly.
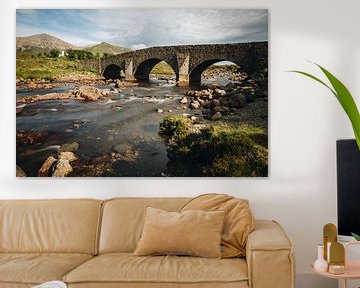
[[291, 64, 360, 241]]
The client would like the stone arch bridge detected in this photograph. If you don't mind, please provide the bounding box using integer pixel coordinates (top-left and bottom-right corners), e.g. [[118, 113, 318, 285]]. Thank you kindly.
[[99, 42, 267, 84]]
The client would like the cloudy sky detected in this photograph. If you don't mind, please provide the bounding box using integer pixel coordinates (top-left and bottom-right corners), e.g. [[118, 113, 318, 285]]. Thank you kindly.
[[16, 9, 268, 49]]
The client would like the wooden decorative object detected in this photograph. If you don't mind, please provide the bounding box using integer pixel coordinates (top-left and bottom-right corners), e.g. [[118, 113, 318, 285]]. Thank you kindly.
[[323, 223, 337, 261]]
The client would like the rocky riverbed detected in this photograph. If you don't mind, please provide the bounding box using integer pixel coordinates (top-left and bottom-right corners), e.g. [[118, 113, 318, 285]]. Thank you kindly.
[[16, 70, 268, 177]]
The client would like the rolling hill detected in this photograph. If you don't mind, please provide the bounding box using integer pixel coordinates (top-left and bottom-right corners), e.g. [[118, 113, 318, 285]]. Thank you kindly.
[[83, 42, 131, 57], [16, 34, 130, 57], [16, 33, 75, 52]]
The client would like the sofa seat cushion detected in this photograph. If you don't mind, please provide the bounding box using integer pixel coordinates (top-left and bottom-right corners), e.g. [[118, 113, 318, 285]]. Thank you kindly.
[[0, 253, 93, 285], [64, 253, 248, 286]]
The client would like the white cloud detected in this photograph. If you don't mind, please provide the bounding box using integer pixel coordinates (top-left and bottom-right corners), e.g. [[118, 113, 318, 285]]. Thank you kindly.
[[16, 9, 268, 48], [131, 43, 148, 50]]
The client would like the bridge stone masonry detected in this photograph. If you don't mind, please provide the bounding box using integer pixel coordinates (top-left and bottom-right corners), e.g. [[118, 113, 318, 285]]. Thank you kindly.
[[98, 42, 268, 84]]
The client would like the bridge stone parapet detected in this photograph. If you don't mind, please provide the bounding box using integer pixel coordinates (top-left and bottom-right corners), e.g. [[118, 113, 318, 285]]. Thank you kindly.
[[100, 42, 268, 84]]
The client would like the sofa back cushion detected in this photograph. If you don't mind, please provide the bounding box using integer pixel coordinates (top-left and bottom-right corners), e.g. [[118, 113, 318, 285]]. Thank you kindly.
[[0, 199, 102, 254], [99, 198, 189, 253]]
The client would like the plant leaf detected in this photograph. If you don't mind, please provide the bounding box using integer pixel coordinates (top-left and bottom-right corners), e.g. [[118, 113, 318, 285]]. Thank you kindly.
[[290, 65, 360, 150], [289, 70, 338, 99], [316, 64, 360, 150], [351, 232, 360, 241]]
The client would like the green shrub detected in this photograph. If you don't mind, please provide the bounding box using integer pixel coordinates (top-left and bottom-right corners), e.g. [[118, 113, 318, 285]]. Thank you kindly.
[[160, 122, 268, 177], [159, 114, 193, 140], [49, 48, 60, 58]]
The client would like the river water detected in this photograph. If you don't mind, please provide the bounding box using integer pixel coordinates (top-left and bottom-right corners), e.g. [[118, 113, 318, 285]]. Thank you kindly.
[[16, 78, 227, 177]]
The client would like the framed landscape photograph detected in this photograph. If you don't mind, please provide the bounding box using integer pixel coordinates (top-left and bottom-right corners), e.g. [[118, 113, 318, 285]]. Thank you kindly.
[[16, 9, 268, 177]]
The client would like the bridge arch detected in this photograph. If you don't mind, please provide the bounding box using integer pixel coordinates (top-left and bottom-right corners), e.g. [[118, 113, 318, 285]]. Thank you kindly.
[[134, 58, 178, 81], [103, 64, 123, 80], [189, 59, 241, 83]]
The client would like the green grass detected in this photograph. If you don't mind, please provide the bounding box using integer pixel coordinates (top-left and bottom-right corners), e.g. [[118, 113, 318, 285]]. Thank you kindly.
[[150, 61, 176, 76], [206, 64, 239, 71], [16, 55, 97, 80], [159, 115, 268, 177]]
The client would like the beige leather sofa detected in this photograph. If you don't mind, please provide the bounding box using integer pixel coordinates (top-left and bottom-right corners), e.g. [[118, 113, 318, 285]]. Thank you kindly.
[[0, 198, 295, 288]]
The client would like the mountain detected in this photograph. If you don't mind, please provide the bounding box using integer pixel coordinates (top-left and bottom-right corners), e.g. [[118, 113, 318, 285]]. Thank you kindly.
[[83, 42, 131, 56], [16, 33, 75, 52], [16, 34, 131, 56]]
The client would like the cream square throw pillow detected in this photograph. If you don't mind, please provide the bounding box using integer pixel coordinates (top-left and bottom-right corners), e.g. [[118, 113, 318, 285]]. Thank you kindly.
[[134, 207, 225, 258]]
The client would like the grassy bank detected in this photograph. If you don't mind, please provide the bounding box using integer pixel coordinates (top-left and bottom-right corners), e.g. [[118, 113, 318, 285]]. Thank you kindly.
[[159, 114, 268, 177], [150, 61, 176, 77], [16, 54, 97, 80], [150, 62, 239, 77]]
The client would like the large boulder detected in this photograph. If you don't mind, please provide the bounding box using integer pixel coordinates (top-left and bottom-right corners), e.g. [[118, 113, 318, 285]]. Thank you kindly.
[[52, 159, 73, 177], [58, 152, 78, 162], [189, 100, 201, 109], [211, 112, 222, 121], [115, 79, 124, 89], [180, 96, 188, 104], [228, 93, 247, 108], [186, 89, 212, 98], [59, 142, 79, 153], [214, 88, 226, 96], [210, 99, 221, 108], [38, 156, 57, 177], [72, 86, 104, 101]]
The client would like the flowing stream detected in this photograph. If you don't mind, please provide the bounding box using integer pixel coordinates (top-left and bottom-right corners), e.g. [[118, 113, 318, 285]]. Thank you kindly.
[[16, 78, 217, 177]]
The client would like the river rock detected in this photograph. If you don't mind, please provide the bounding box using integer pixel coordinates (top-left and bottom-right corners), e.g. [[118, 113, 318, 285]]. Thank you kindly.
[[185, 90, 211, 98], [72, 86, 103, 101], [228, 93, 247, 108], [59, 142, 79, 153], [210, 99, 221, 108], [212, 106, 225, 113], [214, 88, 226, 96], [58, 152, 77, 162], [180, 96, 188, 104], [27, 82, 37, 90], [16, 165, 27, 177], [43, 83, 54, 89], [189, 100, 201, 109], [113, 143, 132, 154], [211, 112, 222, 121], [112, 144, 139, 162], [197, 98, 207, 106], [101, 90, 110, 96], [200, 90, 212, 97], [115, 79, 124, 88], [185, 90, 195, 97], [245, 93, 255, 103], [38, 156, 57, 177], [16, 130, 48, 145], [52, 159, 73, 177]]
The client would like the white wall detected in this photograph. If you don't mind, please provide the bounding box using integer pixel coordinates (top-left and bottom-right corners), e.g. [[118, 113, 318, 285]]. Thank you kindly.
[[1, 0, 360, 287]]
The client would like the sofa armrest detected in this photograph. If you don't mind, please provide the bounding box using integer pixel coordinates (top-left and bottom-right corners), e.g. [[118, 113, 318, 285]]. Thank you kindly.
[[246, 220, 295, 288]]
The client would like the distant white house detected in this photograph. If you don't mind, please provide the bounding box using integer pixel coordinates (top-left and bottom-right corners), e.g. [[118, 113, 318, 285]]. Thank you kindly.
[[60, 50, 65, 57]]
